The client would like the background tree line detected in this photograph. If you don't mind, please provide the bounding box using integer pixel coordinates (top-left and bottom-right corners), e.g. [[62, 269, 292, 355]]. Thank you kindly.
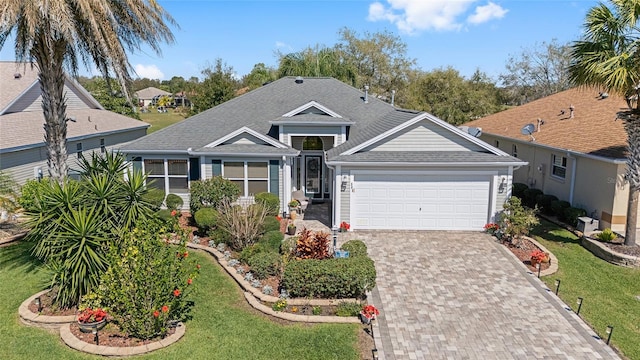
[[78, 28, 572, 126]]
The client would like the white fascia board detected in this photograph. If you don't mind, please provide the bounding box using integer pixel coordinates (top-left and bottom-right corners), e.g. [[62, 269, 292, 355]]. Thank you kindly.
[[187, 150, 299, 157], [281, 100, 342, 118], [325, 160, 529, 167], [484, 133, 628, 165], [203, 126, 288, 149]]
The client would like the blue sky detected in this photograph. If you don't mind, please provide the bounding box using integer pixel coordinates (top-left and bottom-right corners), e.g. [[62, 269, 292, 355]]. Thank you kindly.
[[0, 0, 599, 82]]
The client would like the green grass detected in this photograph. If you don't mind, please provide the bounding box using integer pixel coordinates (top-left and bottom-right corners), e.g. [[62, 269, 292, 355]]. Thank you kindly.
[[531, 220, 640, 360], [139, 108, 187, 133], [0, 242, 359, 360]]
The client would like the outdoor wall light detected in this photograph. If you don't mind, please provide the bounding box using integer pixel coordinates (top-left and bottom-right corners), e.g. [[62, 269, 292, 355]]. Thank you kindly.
[[34, 297, 42, 312], [576, 297, 584, 316], [606, 325, 614, 345], [554, 279, 561, 295]]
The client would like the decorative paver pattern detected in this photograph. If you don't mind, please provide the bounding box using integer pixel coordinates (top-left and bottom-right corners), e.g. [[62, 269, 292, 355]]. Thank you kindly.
[[345, 231, 620, 360]]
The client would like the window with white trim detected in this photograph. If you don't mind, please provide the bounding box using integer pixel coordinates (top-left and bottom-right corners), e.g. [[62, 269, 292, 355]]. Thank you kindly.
[[223, 161, 268, 197], [143, 159, 189, 193], [551, 155, 567, 179]]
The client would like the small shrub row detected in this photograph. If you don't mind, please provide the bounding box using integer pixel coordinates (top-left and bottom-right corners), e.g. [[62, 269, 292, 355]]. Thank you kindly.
[[282, 256, 376, 299], [510, 183, 586, 226]]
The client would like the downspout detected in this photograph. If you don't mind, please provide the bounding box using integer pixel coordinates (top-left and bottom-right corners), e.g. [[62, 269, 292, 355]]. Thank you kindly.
[[567, 152, 577, 205], [325, 160, 339, 230]]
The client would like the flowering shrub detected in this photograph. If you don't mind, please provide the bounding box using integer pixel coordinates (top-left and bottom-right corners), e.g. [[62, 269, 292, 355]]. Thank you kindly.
[[78, 308, 107, 323], [96, 219, 199, 339], [361, 304, 380, 320], [272, 299, 287, 312], [340, 221, 350, 232], [530, 249, 549, 263], [483, 223, 499, 233]]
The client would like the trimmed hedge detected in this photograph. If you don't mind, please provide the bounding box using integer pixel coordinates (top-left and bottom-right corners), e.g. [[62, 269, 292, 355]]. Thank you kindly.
[[194, 207, 218, 230], [550, 200, 571, 221], [282, 257, 376, 299], [564, 207, 587, 227], [536, 194, 558, 215], [512, 183, 528, 200], [247, 251, 282, 279], [262, 216, 282, 234], [165, 193, 184, 210], [255, 192, 280, 216], [340, 240, 368, 257], [523, 188, 543, 208]]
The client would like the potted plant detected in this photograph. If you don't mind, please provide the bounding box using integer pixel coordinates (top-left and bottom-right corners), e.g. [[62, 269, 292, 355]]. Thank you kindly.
[[287, 222, 297, 235], [483, 223, 499, 235], [530, 249, 549, 267], [288, 199, 300, 210], [360, 304, 379, 324], [77, 307, 107, 333], [339, 221, 350, 232]]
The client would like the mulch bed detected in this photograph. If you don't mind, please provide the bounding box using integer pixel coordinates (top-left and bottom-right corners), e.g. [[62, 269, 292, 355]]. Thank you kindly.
[[599, 238, 640, 257], [69, 321, 176, 347], [27, 290, 77, 316], [501, 238, 551, 273]]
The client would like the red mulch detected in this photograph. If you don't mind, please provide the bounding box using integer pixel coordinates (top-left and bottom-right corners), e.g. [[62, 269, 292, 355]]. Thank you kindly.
[[502, 238, 551, 273], [69, 321, 176, 347]]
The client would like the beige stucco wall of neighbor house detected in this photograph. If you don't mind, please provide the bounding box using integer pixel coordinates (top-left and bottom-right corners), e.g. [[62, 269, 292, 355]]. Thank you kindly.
[[482, 133, 629, 232]]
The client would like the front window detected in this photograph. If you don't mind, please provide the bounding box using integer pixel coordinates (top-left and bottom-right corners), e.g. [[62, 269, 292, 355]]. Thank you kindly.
[[144, 159, 189, 193], [551, 155, 567, 179], [223, 161, 268, 196]]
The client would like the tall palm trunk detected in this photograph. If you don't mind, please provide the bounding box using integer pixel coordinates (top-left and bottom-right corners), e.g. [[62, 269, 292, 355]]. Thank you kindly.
[[32, 30, 69, 182], [624, 117, 640, 246]]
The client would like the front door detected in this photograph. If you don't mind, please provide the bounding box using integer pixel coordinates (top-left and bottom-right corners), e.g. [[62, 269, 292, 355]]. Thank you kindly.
[[305, 155, 322, 197]]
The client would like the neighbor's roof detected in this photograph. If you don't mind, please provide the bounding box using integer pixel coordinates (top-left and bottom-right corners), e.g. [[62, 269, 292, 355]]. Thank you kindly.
[[465, 87, 629, 159], [0, 62, 149, 153], [134, 87, 171, 100]]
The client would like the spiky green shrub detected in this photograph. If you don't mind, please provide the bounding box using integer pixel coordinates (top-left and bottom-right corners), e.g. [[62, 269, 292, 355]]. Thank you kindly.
[[596, 228, 616, 242], [255, 192, 280, 216]]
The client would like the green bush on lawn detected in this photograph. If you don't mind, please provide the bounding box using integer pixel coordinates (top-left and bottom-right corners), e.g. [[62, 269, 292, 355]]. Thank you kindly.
[[282, 257, 376, 299], [340, 240, 368, 257]]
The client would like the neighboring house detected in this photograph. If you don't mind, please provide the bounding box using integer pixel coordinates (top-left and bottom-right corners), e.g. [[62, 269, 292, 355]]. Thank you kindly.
[[465, 87, 631, 232], [134, 86, 171, 107], [121, 77, 524, 231], [0, 62, 150, 184]]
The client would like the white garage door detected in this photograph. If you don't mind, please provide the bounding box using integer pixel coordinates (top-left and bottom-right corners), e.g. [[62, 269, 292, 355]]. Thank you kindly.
[[352, 173, 491, 230]]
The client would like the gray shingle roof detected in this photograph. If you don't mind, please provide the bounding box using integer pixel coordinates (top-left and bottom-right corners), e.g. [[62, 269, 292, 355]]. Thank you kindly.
[[191, 143, 299, 156], [328, 151, 525, 164], [121, 77, 396, 152], [270, 113, 354, 125]]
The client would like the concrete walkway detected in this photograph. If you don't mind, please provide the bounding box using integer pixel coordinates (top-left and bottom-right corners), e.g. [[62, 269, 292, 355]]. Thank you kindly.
[[342, 231, 620, 360]]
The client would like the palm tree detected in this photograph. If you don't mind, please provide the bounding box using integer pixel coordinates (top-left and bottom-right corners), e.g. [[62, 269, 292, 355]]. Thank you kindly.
[[568, 0, 640, 246], [0, 0, 176, 182], [277, 46, 356, 86]]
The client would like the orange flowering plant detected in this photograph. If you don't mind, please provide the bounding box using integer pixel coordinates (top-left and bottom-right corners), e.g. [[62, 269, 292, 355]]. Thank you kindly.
[[530, 249, 549, 263], [339, 221, 350, 232]]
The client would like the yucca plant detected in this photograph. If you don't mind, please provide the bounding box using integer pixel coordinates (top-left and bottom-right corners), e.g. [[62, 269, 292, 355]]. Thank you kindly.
[[0, 171, 19, 223]]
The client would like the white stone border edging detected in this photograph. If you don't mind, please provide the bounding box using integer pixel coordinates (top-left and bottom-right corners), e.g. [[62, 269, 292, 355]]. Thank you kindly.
[[19, 289, 76, 329], [244, 292, 361, 323], [186, 242, 363, 322], [60, 322, 185, 357]]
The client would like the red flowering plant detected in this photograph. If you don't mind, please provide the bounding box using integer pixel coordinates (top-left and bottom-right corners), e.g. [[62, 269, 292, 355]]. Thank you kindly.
[[78, 308, 107, 323], [360, 304, 380, 323], [96, 219, 200, 340], [530, 249, 549, 264], [483, 223, 500, 234], [339, 221, 350, 232]]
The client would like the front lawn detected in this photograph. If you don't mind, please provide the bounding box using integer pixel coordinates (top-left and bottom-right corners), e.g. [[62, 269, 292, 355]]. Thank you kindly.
[[531, 219, 640, 360], [0, 242, 360, 360], [139, 108, 186, 133]]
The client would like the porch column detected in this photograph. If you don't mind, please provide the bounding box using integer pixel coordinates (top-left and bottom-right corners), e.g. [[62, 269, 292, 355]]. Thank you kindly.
[[333, 165, 341, 228], [283, 156, 292, 216]]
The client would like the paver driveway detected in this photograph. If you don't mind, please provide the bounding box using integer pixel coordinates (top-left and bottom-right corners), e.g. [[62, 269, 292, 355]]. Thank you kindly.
[[344, 231, 620, 360]]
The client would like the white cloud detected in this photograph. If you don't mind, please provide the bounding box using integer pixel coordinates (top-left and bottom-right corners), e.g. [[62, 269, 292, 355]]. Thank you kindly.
[[367, 0, 507, 33], [467, 2, 508, 24], [275, 41, 293, 52], [134, 64, 164, 80]]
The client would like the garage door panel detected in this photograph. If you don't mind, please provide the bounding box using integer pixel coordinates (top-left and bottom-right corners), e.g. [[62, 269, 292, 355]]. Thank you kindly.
[[353, 173, 490, 231]]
